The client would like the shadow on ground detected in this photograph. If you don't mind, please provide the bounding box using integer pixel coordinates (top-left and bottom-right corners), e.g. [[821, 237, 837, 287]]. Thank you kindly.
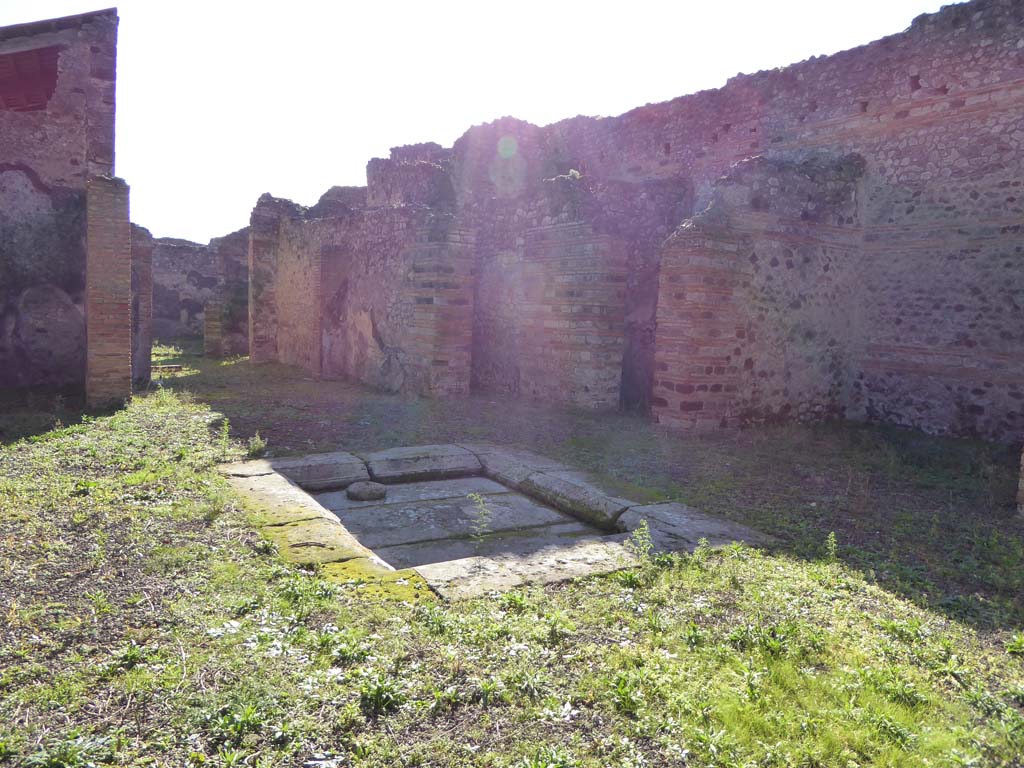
[[0, 389, 90, 445], [125, 342, 1024, 631]]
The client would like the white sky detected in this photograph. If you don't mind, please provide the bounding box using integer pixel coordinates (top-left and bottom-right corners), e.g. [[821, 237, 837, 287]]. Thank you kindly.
[[1, 0, 949, 243]]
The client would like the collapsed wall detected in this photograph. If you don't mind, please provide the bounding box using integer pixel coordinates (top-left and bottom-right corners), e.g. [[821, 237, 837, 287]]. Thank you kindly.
[[245, 0, 1021, 442], [0, 8, 144, 405]]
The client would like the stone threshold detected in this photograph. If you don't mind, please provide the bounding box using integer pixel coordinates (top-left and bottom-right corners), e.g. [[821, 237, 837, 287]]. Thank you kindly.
[[220, 443, 771, 600]]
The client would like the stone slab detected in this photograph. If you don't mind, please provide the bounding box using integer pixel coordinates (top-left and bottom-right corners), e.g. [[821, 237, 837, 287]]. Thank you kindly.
[[414, 536, 634, 600], [618, 502, 772, 551], [460, 444, 571, 489], [332, 492, 577, 549], [271, 451, 370, 490], [258, 517, 376, 565], [375, 521, 600, 569], [219, 459, 275, 479], [363, 444, 482, 482], [316, 476, 509, 513], [227, 472, 337, 527], [519, 471, 632, 529]]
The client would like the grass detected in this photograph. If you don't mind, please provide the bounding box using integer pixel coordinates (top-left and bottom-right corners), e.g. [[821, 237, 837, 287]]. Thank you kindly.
[[0, 347, 1022, 766]]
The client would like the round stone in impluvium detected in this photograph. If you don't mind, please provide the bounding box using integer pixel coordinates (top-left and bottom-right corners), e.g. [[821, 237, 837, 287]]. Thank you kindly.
[[346, 481, 387, 501]]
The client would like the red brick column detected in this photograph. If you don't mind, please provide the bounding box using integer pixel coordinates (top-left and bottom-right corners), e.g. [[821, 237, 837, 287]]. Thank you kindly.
[[652, 223, 744, 431], [86, 176, 132, 408]]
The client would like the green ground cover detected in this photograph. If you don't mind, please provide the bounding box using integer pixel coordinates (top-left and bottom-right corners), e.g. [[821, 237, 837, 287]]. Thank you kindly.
[[1, 344, 1021, 766]]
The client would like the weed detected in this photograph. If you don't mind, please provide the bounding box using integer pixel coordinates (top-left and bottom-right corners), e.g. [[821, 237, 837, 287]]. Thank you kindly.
[[359, 673, 406, 717], [517, 746, 577, 768], [610, 671, 644, 716], [501, 591, 530, 615], [824, 530, 838, 563], [218, 417, 231, 459], [1007, 633, 1024, 655], [472, 677, 507, 708], [206, 703, 265, 746], [467, 491, 492, 545], [624, 519, 654, 562], [429, 685, 461, 716], [246, 432, 267, 458], [682, 621, 703, 649], [413, 604, 449, 636], [507, 669, 548, 700], [612, 569, 643, 589], [314, 626, 370, 667], [25, 731, 111, 767], [544, 612, 575, 646]]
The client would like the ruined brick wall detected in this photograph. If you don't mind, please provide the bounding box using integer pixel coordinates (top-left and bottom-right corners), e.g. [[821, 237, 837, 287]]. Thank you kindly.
[[615, 0, 1021, 441], [151, 238, 219, 340], [203, 297, 223, 358], [249, 183, 475, 396], [242, 0, 1021, 440], [559, 1, 1018, 432], [0, 10, 118, 391], [464, 159, 689, 409], [151, 227, 251, 349]]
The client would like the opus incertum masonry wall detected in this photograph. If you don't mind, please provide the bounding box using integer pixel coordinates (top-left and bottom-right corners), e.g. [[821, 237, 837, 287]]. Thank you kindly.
[[238, 0, 1022, 444]]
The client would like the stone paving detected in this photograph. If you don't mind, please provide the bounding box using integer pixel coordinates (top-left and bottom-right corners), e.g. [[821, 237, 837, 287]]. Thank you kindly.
[[316, 477, 604, 570], [221, 443, 770, 600]]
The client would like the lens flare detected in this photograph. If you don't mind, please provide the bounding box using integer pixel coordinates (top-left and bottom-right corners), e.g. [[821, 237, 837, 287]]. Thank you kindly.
[[497, 135, 518, 159]]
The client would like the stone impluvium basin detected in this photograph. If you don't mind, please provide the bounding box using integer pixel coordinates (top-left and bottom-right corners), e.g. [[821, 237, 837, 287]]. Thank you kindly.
[[220, 443, 769, 601]]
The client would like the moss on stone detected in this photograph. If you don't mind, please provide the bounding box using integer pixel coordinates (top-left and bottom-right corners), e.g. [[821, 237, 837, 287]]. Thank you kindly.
[[321, 560, 436, 602], [257, 517, 370, 565]]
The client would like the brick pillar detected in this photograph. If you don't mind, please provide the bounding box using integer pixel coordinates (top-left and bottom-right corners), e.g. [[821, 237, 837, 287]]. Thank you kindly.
[[86, 176, 132, 408], [248, 199, 282, 364], [130, 224, 153, 388], [651, 224, 744, 431], [204, 298, 224, 358]]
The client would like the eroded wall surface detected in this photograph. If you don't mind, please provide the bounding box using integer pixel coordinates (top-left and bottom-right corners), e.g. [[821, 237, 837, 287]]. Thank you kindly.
[[0, 10, 118, 391]]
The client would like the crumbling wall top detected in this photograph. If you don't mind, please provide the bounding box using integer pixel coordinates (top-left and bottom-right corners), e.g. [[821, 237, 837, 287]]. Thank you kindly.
[[0, 8, 117, 46]]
